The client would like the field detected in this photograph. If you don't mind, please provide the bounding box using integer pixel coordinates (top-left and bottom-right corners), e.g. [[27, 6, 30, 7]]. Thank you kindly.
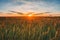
[[0, 16, 60, 40]]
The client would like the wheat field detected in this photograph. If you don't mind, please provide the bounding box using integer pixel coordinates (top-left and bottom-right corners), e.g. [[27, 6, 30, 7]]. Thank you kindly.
[[0, 16, 60, 40]]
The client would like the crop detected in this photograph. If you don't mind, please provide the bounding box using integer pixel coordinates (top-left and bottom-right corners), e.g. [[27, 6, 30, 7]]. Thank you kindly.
[[0, 17, 60, 40]]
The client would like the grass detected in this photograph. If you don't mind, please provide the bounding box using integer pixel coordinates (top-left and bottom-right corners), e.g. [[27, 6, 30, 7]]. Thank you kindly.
[[0, 16, 60, 40]]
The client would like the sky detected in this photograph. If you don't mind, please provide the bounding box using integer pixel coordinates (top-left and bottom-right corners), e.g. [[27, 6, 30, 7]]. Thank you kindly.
[[0, 0, 60, 13]]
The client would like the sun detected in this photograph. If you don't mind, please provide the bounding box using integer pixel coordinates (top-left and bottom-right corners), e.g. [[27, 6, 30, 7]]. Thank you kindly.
[[28, 14, 32, 17]]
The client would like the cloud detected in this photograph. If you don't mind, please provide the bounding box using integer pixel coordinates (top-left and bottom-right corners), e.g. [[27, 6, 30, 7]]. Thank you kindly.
[[0, 0, 60, 13]]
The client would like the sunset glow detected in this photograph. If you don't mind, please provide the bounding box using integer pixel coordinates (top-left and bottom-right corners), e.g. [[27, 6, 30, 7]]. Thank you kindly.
[[0, 0, 60, 40], [28, 14, 32, 17]]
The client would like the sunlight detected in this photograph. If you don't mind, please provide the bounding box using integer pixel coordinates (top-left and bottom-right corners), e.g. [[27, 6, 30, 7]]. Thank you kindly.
[[27, 14, 34, 21], [28, 14, 32, 17]]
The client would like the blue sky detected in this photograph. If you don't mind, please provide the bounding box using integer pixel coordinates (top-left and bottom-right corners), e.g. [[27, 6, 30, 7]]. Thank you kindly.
[[0, 0, 60, 13]]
